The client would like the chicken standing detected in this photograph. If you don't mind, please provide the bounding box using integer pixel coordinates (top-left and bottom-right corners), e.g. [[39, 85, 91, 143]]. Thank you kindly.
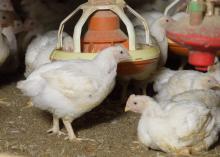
[[17, 46, 130, 141], [135, 16, 173, 66], [24, 30, 74, 77], [115, 16, 173, 103], [155, 70, 220, 102], [125, 94, 219, 155]]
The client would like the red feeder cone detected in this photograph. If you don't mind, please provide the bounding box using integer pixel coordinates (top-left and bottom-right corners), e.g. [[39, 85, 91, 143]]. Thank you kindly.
[[82, 10, 129, 52]]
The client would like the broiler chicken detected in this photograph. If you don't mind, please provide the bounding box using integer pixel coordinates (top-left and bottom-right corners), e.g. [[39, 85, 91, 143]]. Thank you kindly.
[[115, 16, 173, 103], [17, 46, 130, 141], [0, 26, 19, 74], [125, 94, 219, 155], [21, 18, 45, 51], [150, 67, 176, 93], [155, 70, 220, 102], [24, 30, 73, 77], [0, 27, 10, 66], [165, 89, 220, 130], [135, 16, 173, 66], [208, 62, 220, 83]]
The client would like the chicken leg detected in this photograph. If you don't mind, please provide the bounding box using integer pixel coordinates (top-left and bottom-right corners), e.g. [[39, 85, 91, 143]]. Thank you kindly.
[[47, 115, 65, 136], [62, 119, 76, 141], [62, 119, 95, 142]]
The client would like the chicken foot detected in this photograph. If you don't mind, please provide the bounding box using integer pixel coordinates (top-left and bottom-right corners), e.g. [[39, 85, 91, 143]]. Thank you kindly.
[[47, 115, 65, 136], [0, 98, 10, 105], [62, 119, 95, 142]]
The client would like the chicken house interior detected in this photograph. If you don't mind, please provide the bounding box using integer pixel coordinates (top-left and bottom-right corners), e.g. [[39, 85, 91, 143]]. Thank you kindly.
[[0, 0, 220, 156]]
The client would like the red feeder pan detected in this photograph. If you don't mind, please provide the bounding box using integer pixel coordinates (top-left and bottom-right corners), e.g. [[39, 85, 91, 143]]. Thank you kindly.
[[166, 16, 220, 71]]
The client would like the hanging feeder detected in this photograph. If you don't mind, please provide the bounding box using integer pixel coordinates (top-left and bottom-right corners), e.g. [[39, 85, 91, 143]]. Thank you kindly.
[[165, 0, 220, 71], [50, 0, 160, 76]]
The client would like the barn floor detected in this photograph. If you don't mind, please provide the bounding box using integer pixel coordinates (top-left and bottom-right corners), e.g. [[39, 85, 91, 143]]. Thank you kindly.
[[0, 73, 220, 157]]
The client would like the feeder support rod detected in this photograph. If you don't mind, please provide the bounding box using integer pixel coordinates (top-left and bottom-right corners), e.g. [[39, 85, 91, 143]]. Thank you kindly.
[[111, 5, 136, 50], [73, 7, 97, 52], [126, 5, 152, 45], [57, 5, 82, 49], [164, 0, 181, 16]]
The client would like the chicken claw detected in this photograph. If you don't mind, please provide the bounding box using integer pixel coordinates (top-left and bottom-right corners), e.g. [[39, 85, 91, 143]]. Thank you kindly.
[[0, 98, 10, 106], [47, 128, 65, 136], [47, 115, 65, 136]]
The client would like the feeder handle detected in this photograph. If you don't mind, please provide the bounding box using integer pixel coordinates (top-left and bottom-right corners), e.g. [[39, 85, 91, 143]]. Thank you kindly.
[[57, 5, 82, 49], [125, 5, 152, 45], [164, 0, 187, 16], [110, 5, 136, 50]]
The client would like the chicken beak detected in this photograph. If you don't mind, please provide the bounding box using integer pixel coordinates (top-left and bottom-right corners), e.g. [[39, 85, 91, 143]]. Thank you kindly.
[[124, 106, 130, 112]]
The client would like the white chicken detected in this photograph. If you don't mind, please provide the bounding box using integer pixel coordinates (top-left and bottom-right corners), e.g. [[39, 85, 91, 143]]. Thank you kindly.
[[0, 26, 19, 74], [171, 12, 188, 21], [20, 0, 73, 31], [24, 30, 74, 77], [2, 26, 17, 54], [115, 16, 174, 103], [0, 27, 9, 66], [155, 70, 220, 102], [135, 16, 173, 66], [151, 64, 220, 93], [125, 94, 219, 155], [134, 11, 187, 66], [17, 46, 130, 141], [208, 62, 220, 83], [150, 67, 176, 92], [133, 11, 164, 28], [21, 18, 45, 51], [136, 0, 175, 13], [0, 0, 14, 11], [165, 89, 220, 129], [12, 20, 24, 34]]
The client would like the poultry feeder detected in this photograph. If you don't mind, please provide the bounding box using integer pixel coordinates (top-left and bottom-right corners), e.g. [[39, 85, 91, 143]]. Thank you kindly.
[[50, 0, 160, 77], [165, 0, 220, 71]]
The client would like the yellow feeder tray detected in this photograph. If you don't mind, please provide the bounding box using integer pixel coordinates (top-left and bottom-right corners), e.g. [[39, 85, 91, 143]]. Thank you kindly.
[[50, 44, 160, 77]]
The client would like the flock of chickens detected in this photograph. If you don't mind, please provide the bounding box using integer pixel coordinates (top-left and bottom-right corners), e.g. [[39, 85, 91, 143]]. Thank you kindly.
[[1, 0, 220, 156]]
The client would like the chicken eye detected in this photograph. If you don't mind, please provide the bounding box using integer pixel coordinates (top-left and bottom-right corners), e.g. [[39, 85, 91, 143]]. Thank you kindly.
[[166, 19, 169, 22], [133, 101, 137, 105], [2, 16, 6, 20], [120, 51, 123, 54]]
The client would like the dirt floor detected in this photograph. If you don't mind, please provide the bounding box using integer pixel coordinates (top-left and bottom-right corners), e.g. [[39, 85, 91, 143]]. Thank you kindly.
[[0, 74, 220, 157]]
